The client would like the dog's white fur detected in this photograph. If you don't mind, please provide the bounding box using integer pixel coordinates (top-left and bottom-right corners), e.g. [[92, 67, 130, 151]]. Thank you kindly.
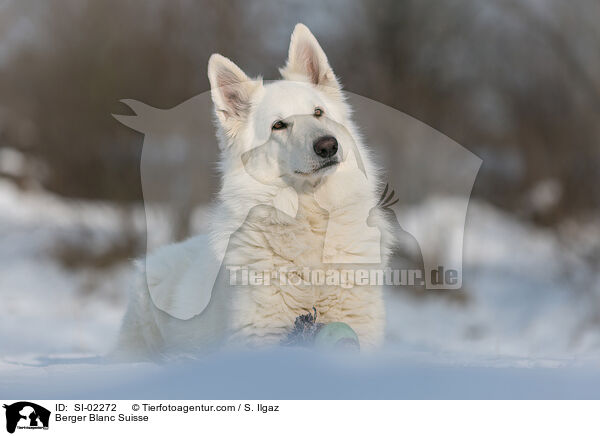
[[115, 24, 392, 360]]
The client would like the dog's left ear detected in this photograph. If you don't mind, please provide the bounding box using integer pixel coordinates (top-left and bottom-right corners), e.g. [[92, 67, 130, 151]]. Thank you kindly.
[[280, 24, 341, 96], [208, 54, 263, 136]]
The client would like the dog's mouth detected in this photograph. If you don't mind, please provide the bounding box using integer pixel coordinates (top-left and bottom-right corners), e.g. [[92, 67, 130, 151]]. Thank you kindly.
[[294, 159, 339, 176]]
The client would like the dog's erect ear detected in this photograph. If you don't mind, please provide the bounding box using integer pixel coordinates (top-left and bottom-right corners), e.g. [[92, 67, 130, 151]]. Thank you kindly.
[[208, 54, 263, 133], [280, 23, 341, 94]]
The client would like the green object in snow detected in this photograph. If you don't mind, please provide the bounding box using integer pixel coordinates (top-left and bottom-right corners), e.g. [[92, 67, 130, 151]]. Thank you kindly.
[[314, 322, 360, 351]]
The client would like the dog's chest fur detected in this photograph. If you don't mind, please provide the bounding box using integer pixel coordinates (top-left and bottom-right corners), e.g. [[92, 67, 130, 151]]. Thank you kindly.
[[224, 192, 385, 348]]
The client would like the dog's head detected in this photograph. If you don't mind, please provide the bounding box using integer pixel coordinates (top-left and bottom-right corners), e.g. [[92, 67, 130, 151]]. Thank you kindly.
[[208, 24, 366, 189]]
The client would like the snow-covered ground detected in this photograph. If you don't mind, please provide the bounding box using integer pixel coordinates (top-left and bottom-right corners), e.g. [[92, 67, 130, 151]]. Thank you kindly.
[[1, 180, 599, 398], [387, 198, 600, 365]]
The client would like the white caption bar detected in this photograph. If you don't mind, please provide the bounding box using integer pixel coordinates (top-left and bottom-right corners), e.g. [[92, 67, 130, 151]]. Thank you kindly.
[[1, 400, 598, 435]]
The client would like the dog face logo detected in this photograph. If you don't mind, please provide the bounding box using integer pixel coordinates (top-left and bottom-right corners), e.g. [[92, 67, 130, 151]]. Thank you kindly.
[[3, 402, 50, 434], [113, 24, 482, 320]]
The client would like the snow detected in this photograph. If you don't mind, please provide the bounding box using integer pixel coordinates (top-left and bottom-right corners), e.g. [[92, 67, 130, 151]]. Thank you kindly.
[[0, 181, 133, 358], [1, 180, 599, 398], [1, 350, 600, 399], [387, 199, 600, 363]]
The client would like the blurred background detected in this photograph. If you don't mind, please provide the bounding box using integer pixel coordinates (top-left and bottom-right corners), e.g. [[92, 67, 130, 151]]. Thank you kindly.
[[1, 0, 599, 363]]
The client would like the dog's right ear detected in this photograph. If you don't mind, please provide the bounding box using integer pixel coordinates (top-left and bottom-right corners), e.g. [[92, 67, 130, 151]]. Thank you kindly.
[[208, 54, 262, 136], [280, 24, 342, 98]]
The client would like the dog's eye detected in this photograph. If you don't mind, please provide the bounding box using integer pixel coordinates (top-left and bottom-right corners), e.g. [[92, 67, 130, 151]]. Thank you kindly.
[[314, 107, 324, 118], [272, 120, 287, 130]]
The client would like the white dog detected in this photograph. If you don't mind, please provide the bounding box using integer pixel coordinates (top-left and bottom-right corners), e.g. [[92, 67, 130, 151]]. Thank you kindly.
[[115, 24, 393, 360]]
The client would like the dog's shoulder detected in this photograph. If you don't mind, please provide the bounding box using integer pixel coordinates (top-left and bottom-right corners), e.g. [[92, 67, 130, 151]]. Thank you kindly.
[[137, 234, 221, 320]]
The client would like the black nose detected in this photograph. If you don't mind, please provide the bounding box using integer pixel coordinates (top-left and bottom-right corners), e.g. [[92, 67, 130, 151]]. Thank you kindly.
[[313, 136, 338, 158]]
